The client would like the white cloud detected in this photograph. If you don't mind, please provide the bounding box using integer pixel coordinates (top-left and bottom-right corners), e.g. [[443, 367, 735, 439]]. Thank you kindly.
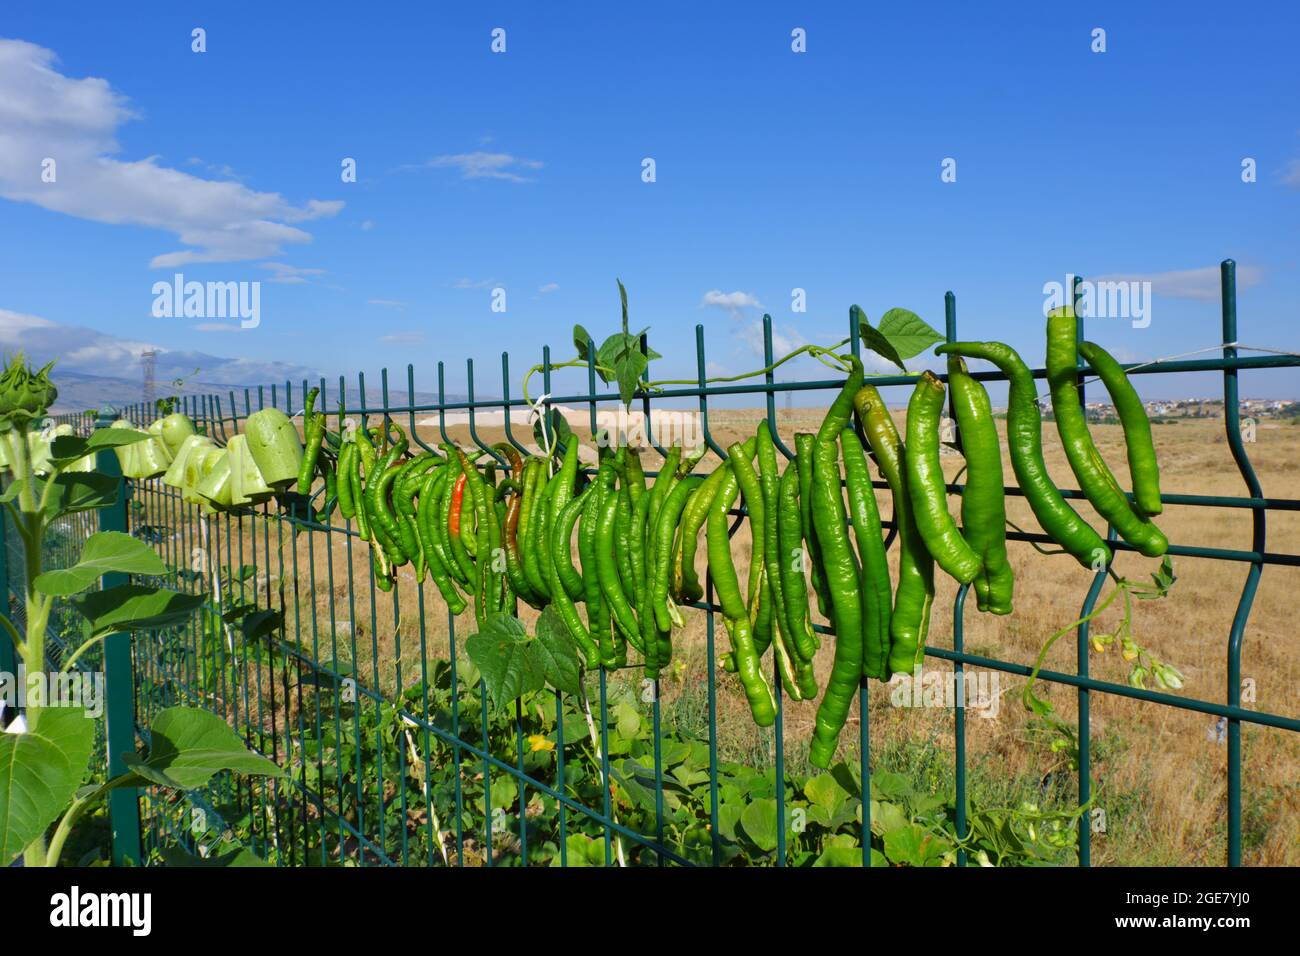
[[734, 319, 807, 359], [452, 277, 499, 289], [1090, 265, 1263, 302], [0, 39, 343, 267], [368, 298, 405, 308], [1281, 159, 1300, 188], [380, 331, 424, 345], [260, 262, 326, 285], [538, 282, 559, 294], [701, 289, 763, 317], [408, 151, 542, 183]]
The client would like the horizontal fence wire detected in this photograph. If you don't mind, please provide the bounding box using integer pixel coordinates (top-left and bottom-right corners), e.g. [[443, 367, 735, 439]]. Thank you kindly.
[[110, 261, 1296, 867]]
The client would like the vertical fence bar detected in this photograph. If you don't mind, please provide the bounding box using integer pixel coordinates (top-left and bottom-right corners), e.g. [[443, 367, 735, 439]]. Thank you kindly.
[[944, 290, 969, 867], [1071, 274, 1095, 867], [95, 409, 143, 866], [1220, 259, 1262, 867]]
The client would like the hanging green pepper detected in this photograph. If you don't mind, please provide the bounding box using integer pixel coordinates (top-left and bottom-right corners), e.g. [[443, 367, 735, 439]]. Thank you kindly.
[[906, 371, 982, 584], [854, 385, 934, 677], [795, 432, 833, 620], [1047, 308, 1167, 557], [706, 466, 775, 726], [297, 387, 324, 495], [933, 343, 1110, 570], [840, 427, 892, 680], [808, 436, 863, 769], [946, 355, 1013, 615], [1078, 340, 1163, 517]]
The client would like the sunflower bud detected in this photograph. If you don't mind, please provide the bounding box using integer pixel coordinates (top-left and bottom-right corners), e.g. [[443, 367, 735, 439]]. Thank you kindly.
[[0, 354, 57, 431]]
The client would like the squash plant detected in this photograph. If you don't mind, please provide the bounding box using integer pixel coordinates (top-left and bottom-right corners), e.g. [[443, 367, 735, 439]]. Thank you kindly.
[[0, 355, 283, 867]]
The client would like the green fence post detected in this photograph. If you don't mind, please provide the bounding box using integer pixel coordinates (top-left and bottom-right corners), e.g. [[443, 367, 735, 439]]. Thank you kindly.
[[95, 407, 143, 866]]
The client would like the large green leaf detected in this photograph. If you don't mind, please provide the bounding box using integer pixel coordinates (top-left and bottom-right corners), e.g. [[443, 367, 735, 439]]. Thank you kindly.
[[71, 583, 206, 636], [533, 607, 582, 695], [573, 324, 594, 362], [49, 429, 149, 468], [464, 614, 545, 709], [854, 306, 908, 373], [121, 706, 284, 790], [0, 708, 96, 865], [813, 845, 888, 867], [34, 531, 166, 596], [158, 844, 271, 867], [1, 472, 120, 517], [804, 773, 850, 814], [878, 308, 943, 360], [739, 797, 779, 852], [882, 822, 950, 867]]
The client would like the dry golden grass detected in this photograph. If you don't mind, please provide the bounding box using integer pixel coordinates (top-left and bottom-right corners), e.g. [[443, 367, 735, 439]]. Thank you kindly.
[[148, 409, 1300, 866]]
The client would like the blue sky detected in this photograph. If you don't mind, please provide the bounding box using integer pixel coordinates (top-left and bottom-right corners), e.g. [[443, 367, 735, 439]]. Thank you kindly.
[[1, 0, 1297, 403]]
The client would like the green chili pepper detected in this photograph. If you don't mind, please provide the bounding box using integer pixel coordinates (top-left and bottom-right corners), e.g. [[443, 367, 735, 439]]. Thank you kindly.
[[946, 356, 1013, 615], [1078, 340, 1163, 517], [807, 435, 864, 768], [520, 459, 551, 600], [317, 467, 338, 522], [646, 443, 681, 541], [623, 447, 646, 504], [675, 440, 757, 604], [337, 442, 357, 520], [614, 485, 636, 610], [756, 422, 806, 698], [1046, 309, 1167, 557], [580, 471, 619, 667], [297, 387, 323, 495], [854, 385, 934, 677], [776, 461, 819, 665], [795, 432, 832, 619], [906, 371, 982, 584], [533, 469, 561, 602], [596, 468, 643, 652], [418, 469, 454, 574], [706, 467, 775, 726], [547, 486, 600, 668], [366, 435, 409, 559], [554, 491, 588, 603], [728, 441, 772, 657], [651, 475, 702, 633], [350, 445, 370, 540], [630, 490, 655, 674], [933, 343, 1110, 570], [840, 427, 892, 680]]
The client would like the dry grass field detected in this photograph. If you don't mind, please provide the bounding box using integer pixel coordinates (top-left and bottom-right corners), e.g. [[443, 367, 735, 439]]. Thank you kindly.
[[163, 406, 1300, 866]]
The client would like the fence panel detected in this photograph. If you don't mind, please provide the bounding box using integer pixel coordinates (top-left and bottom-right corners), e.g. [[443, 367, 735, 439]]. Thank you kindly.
[[114, 261, 1299, 867]]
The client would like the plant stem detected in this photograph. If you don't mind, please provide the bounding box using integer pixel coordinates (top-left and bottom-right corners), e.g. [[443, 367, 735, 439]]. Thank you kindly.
[[521, 339, 856, 407]]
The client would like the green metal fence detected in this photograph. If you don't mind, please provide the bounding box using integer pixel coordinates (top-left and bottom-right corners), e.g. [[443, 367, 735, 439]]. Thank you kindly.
[[105, 260, 1299, 867]]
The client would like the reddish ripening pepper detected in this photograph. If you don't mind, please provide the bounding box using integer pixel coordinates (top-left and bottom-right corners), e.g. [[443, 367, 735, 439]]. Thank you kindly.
[[448, 472, 466, 536]]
